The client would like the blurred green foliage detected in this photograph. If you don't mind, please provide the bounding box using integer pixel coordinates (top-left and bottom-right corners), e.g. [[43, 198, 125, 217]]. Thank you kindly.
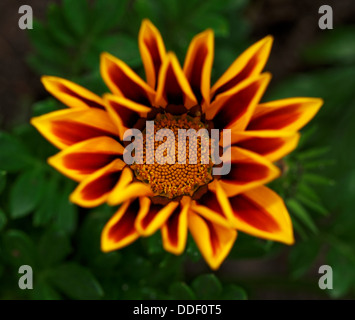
[[0, 0, 355, 300]]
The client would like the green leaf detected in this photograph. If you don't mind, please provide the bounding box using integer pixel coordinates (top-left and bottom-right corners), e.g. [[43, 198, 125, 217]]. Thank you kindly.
[[92, 0, 129, 35], [191, 14, 229, 37], [62, 0, 89, 37], [186, 236, 202, 262], [220, 284, 247, 300], [0, 208, 7, 231], [2, 230, 36, 267], [297, 125, 318, 148], [297, 183, 321, 203], [286, 199, 318, 233], [53, 183, 78, 234], [33, 177, 59, 227], [28, 20, 69, 66], [296, 146, 330, 161], [159, 0, 180, 20], [296, 194, 329, 216], [30, 281, 62, 300], [122, 255, 153, 280], [303, 27, 355, 65], [91, 251, 121, 273], [0, 132, 33, 172], [191, 274, 222, 299], [133, 0, 160, 22], [48, 263, 104, 300], [78, 209, 111, 260], [302, 159, 335, 170], [291, 218, 308, 241], [47, 3, 76, 47], [327, 247, 355, 298], [13, 124, 57, 161], [92, 35, 141, 68], [289, 241, 320, 279], [0, 171, 6, 194], [145, 231, 164, 255], [169, 282, 196, 300], [303, 173, 335, 186], [38, 229, 72, 267], [10, 169, 45, 219], [267, 67, 355, 110], [32, 98, 61, 117], [27, 54, 62, 76], [74, 70, 108, 95], [229, 233, 276, 259]]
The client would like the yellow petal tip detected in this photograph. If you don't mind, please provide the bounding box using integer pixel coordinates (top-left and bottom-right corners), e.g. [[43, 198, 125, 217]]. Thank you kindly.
[[100, 238, 114, 253], [40, 75, 51, 85], [141, 18, 154, 29], [263, 35, 274, 44], [29, 117, 37, 127], [261, 71, 272, 81], [100, 52, 113, 64]]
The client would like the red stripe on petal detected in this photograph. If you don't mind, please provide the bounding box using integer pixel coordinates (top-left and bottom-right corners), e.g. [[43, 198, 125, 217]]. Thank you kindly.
[[141, 204, 161, 230], [81, 171, 121, 201], [63, 153, 118, 175], [51, 120, 115, 146], [108, 199, 140, 242], [213, 80, 263, 129], [198, 190, 225, 219], [211, 36, 273, 101], [229, 195, 280, 233], [56, 83, 105, 109], [163, 64, 185, 105], [109, 100, 141, 128], [224, 162, 271, 183], [144, 38, 162, 86], [237, 137, 285, 156], [188, 45, 208, 103], [205, 219, 220, 256], [213, 55, 258, 98], [165, 207, 180, 247], [248, 107, 301, 130], [107, 64, 151, 106]]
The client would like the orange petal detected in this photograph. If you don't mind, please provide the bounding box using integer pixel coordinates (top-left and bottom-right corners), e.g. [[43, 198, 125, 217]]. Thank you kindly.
[[108, 167, 153, 205], [70, 159, 125, 208], [138, 19, 166, 89], [227, 185, 294, 244], [211, 36, 273, 100], [41, 76, 106, 109], [183, 29, 214, 108], [247, 98, 323, 131], [135, 198, 179, 236], [190, 183, 234, 228], [161, 197, 190, 255], [100, 52, 155, 106], [48, 136, 124, 182], [101, 198, 141, 252], [228, 130, 300, 162], [206, 73, 271, 131], [104, 94, 151, 140], [30, 108, 119, 150], [188, 212, 237, 270], [214, 146, 280, 197], [155, 53, 198, 109]]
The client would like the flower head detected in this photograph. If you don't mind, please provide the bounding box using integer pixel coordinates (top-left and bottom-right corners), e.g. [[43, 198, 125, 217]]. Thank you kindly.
[[31, 19, 323, 269]]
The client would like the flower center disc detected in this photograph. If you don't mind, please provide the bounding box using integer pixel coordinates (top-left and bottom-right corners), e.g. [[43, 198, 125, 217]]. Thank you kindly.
[[131, 113, 213, 199]]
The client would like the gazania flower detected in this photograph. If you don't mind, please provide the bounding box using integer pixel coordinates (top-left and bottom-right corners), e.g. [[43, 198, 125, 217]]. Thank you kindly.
[[31, 19, 323, 269]]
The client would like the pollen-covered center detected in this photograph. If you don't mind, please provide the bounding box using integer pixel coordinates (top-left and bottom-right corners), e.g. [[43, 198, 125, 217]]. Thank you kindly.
[[130, 113, 213, 199]]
